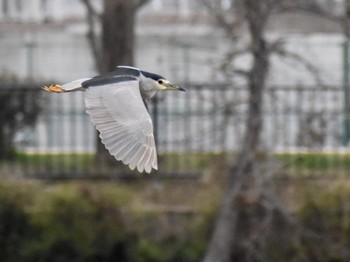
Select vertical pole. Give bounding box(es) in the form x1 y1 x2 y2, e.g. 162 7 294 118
343 40 350 146
25 35 36 79
183 43 190 168
0 0 4 18
183 43 190 84
26 42 33 78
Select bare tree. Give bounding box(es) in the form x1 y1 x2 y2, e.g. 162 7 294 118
203 2 278 261
202 0 346 262
80 0 149 166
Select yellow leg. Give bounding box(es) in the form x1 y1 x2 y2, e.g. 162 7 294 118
42 84 65 93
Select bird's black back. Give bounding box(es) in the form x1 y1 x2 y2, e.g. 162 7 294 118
82 67 141 87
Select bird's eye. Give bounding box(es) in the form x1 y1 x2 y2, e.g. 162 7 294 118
158 80 163 84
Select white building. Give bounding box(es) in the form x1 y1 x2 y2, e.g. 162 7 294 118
0 0 220 83
0 0 348 154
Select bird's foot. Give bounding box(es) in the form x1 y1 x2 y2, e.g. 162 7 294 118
42 84 65 93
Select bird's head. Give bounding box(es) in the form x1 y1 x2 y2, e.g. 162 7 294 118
141 70 186 92
155 78 186 92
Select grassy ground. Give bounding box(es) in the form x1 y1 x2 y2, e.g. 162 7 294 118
277 152 350 176
0 177 222 262
1 168 350 261
1 152 350 261
2 151 350 178
0 152 230 178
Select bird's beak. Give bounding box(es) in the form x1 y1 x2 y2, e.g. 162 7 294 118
164 83 186 92
177 86 186 92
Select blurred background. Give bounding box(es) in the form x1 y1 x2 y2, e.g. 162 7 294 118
1 0 350 261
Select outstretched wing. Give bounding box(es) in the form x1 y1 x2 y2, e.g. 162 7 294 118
84 80 157 173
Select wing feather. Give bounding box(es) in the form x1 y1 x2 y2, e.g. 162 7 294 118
137 148 152 172
122 141 141 164
85 80 157 173
128 146 145 171
114 139 135 161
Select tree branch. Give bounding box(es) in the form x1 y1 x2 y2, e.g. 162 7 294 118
80 0 103 72
81 0 102 19
272 44 324 86
274 0 341 23
201 0 243 42
135 0 151 9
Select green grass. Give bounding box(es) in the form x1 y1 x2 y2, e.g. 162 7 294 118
12 152 94 166
277 152 350 175
1 151 230 176
0 152 96 176
2 151 350 177
158 152 229 173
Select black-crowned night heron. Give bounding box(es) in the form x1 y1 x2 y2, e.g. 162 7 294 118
43 66 185 173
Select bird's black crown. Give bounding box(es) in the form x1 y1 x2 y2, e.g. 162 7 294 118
141 70 166 81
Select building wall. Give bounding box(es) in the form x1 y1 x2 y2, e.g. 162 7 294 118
0 0 220 83
0 0 212 22
0 0 345 85
0 0 348 153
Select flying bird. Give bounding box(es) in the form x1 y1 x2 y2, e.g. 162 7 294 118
43 66 185 173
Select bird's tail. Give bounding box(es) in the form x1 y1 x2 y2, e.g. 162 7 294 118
43 78 91 93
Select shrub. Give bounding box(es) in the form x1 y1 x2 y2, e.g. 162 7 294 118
26 182 136 262
0 181 39 261
297 182 350 262
0 179 222 262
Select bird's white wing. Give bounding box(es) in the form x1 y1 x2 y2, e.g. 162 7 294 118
84 80 157 173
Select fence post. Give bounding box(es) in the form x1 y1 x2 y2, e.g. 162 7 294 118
343 40 350 146
24 36 36 79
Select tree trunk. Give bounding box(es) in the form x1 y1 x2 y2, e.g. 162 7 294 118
203 2 269 261
345 0 350 37
0 121 5 159
100 0 135 73
95 0 137 167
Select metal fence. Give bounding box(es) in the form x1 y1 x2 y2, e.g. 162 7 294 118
1 83 350 178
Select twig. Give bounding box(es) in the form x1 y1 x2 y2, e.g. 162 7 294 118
272 45 324 86
80 0 103 72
